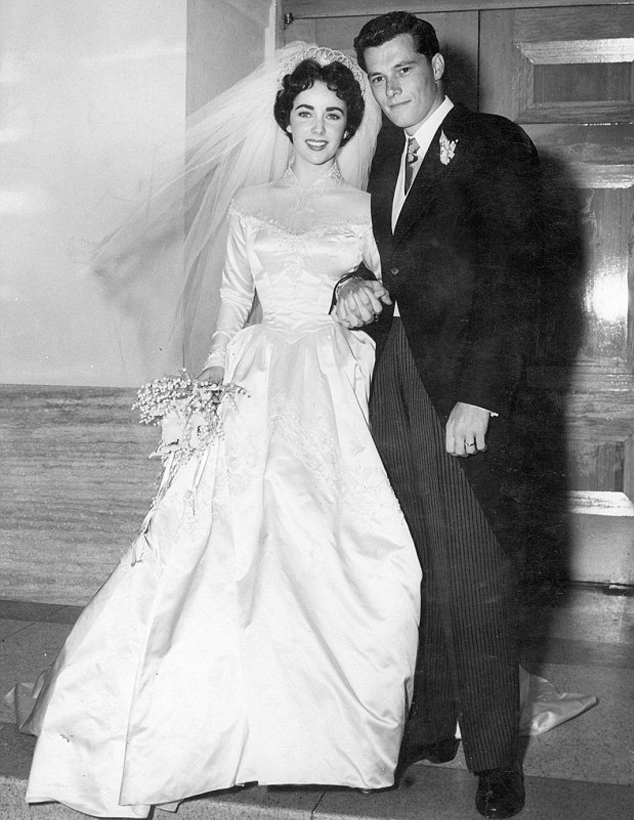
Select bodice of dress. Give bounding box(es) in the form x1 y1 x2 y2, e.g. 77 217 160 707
208 165 380 360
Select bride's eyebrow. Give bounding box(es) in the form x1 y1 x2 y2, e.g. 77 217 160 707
295 103 345 115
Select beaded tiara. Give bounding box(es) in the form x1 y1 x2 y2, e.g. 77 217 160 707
280 45 365 88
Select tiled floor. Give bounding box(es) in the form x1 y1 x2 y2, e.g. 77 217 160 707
1 585 633 819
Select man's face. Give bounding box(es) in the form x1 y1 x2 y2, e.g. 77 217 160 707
363 33 444 133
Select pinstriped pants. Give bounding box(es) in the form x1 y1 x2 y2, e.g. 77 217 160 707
369 320 520 773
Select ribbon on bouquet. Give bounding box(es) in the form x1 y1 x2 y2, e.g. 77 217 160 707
130 370 247 564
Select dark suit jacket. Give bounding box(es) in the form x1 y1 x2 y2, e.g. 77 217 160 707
367 104 542 537
369 103 542 425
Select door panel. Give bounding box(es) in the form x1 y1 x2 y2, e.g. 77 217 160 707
481 5 634 583
283 12 480 111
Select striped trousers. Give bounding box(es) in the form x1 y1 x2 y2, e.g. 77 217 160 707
369 320 520 773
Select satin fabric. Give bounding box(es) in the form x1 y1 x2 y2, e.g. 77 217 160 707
19 185 421 816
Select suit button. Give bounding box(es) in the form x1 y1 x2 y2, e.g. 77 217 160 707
390 267 399 276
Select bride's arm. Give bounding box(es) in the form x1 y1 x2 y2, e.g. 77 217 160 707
331 226 390 328
198 206 255 382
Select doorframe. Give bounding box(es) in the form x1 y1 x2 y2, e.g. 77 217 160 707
282 0 634 22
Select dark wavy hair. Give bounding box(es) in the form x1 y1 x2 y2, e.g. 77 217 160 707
274 58 365 146
353 11 440 72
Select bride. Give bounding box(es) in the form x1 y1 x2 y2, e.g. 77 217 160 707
14 46 422 817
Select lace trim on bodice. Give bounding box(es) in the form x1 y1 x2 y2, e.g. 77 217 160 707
228 203 371 238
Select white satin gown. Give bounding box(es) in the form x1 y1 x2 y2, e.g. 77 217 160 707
19 166 422 816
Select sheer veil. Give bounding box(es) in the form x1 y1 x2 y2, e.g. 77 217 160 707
93 42 382 378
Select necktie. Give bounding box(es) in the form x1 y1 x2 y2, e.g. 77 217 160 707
404 136 420 194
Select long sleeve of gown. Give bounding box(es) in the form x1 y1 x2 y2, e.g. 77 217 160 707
361 224 382 281
203 206 255 369
334 223 382 303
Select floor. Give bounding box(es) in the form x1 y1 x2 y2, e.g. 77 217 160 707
1 584 633 819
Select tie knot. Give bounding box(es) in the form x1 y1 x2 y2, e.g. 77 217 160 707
406 136 420 165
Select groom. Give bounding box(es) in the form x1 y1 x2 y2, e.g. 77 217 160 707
336 11 542 819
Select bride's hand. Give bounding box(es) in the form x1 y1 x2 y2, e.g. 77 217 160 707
197 366 225 384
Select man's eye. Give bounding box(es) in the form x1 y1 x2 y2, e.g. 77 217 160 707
371 76 384 85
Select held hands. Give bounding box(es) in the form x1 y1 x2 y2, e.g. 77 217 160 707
446 402 490 458
331 279 392 329
197 366 225 385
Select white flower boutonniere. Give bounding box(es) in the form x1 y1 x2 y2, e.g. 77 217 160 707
439 131 458 166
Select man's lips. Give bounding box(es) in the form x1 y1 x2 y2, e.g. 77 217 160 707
388 100 410 111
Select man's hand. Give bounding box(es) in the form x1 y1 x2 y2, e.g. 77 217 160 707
331 279 391 329
446 402 490 457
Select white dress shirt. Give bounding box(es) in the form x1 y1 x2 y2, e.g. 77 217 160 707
391 96 454 231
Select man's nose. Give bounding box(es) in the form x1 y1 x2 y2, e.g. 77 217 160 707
386 76 401 97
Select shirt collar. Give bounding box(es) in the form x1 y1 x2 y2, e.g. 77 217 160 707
405 96 454 157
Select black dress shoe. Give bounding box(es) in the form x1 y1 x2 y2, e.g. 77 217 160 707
475 762 525 818
394 737 459 783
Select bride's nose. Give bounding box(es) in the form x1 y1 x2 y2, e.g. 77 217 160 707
311 116 326 135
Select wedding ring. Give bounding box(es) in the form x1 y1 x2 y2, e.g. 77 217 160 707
466 441 475 447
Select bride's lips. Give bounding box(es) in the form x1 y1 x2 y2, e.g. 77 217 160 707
305 139 329 151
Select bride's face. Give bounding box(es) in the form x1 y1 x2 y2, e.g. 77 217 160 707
287 81 348 168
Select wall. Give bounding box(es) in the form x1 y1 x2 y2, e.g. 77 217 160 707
0 0 275 388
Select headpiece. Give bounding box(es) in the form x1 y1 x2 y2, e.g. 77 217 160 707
92 42 381 379
280 45 366 87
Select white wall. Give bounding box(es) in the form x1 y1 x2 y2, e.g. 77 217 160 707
0 0 275 387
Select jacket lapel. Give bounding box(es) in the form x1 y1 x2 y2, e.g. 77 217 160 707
370 126 402 258
392 105 465 246
393 135 443 245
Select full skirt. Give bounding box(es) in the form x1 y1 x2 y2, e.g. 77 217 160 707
20 323 422 817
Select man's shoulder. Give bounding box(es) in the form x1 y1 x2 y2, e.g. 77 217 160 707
446 105 535 155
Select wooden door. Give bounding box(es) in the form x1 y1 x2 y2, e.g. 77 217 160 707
282 10 480 112
282 1 634 585
480 4 634 585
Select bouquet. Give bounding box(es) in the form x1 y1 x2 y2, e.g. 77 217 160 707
133 370 247 471
130 371 246 563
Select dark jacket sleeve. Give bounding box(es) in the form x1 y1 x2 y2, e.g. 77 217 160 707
454 120 542 415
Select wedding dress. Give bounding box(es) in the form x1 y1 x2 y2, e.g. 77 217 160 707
16 165 422 817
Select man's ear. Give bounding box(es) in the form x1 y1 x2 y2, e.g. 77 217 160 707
432 53 445 83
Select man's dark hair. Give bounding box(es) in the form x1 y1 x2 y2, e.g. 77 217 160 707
353 11 440 72
274 59 365 146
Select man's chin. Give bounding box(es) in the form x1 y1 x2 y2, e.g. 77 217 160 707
385 108 415 129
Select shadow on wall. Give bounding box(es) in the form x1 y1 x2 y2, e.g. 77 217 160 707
516 152 587 663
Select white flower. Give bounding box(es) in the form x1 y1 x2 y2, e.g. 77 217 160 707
439 131 458 166
133 369 247 468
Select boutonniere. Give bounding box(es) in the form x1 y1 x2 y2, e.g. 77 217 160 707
439 131 458 166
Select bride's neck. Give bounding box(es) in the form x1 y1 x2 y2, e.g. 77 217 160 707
290 156 337 187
